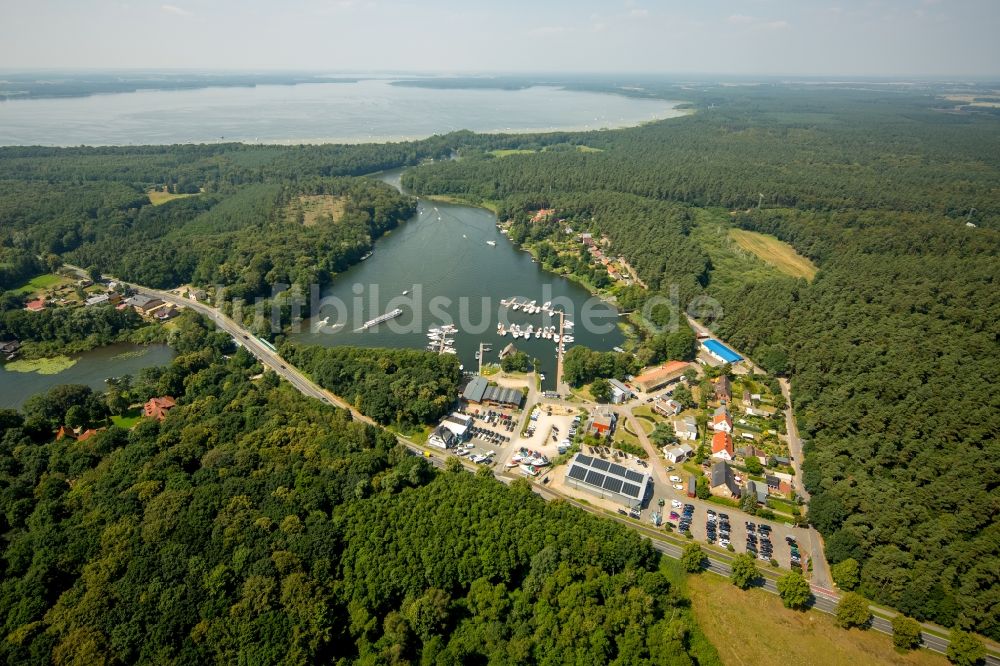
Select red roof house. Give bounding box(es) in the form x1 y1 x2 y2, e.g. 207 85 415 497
144 396 176 421
711 432 734 461
25 299 46 312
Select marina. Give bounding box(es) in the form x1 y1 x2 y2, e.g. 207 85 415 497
291 168 625 389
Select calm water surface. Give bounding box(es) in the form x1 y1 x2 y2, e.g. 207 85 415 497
291 170 624 388
0 343 175 409
0 79 683 146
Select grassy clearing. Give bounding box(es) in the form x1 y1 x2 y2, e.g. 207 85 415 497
489 149 536 158
692 210 787 292
489 146 602 158
686 572 947 666
729 228 818 280
5 355 77 374
11 273 66 295
147 189 198 206
284 194 348 226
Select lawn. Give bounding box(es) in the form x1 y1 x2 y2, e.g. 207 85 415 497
686 572 948 666
111 409 142 429
729 228 819 281
147 189 199 206
11 273 66 295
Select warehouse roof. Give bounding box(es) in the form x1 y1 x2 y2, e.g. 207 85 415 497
566 452 651 502
703 339 742 363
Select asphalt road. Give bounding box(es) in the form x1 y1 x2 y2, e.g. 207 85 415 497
127 284 996 664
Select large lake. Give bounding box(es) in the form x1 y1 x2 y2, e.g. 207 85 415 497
0 79 683 146
290 170 624 388
0 343 175 409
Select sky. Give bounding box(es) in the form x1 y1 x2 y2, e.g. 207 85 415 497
1 0 998 78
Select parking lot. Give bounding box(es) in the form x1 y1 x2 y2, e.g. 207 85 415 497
662 499 804 570
455 407 519 463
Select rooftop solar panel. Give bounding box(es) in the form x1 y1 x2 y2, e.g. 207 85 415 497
591 458 611 471
585 470 606 487
603 477 624 493
624 470 645 483
576 454 594 466
608 463 627 477
568 465 587 481
621 482 641 498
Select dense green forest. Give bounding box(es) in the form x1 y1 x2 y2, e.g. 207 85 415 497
1 82 998 639
281 343 462 428
0 331 713 664
398 86 1000 638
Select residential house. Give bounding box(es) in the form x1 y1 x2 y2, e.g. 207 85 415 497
144 396 176 421
77 428 102 443
429 425 458 449
711 431 734 461
126 294 165 316
709 461 741 499
25 298 46 312
737 445 768 465
664 443 694 464
607 378 633 404
653 397 683 417
587 412 615 438
745 479 769 505
85 293 111 307
713 375 732 403
580 232 594 247
531 208 555 222
633 360 691 393
673 415 698 441
743 391 753 408
154 306 179 321
188 288 207 302
711 407 733 433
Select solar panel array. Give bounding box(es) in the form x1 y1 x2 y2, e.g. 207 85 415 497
624 470 645 483
565 453 650 501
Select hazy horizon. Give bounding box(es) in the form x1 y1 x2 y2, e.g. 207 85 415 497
2 0 999 78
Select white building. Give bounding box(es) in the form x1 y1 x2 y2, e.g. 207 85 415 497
673 416 698 441
429 425 458 449
664 443 694 464
608 379 633 404
440 412 472 440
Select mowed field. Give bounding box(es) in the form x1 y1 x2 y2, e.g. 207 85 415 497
686 573 948 666
729 228 818 280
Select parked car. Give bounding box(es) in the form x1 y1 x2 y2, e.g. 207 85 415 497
669 475 682 482
672 483 683 490
671 500 683 509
